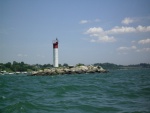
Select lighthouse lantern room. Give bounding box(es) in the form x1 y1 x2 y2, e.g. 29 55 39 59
53 38 59 67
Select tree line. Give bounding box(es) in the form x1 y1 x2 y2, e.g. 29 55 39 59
0 61 70 72
94 63 150 69
0 61 150 72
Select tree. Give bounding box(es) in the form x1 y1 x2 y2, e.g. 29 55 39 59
0 63 5 71
63 63 69 67
13 61 18 65
5 62 11 68
76 63 85 66
21 61 25 66
59 64 62 67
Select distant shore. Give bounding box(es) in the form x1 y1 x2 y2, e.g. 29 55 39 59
1 62 150 75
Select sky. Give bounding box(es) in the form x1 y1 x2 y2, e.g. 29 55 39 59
0 0 150 65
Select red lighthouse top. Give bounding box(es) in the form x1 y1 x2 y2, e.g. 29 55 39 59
53 38 58 48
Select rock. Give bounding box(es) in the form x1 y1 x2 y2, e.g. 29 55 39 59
79 66 88 71
32 71 38 75
38 70 43 73
56 68 65 74
29 65 108 76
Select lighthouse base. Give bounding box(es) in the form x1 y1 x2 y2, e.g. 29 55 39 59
53 48 58 67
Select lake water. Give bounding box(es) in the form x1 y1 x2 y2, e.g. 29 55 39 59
0 69 150 113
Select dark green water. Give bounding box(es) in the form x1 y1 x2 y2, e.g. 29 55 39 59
0 69 150 113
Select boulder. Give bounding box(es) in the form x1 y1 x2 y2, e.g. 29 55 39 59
29 65 108 76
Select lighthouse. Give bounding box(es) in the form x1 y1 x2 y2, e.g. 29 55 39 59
53 38 59 67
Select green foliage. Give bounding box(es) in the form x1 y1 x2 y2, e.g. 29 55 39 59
0 61 56 72
5 68 13 72
94 63 122 69
41 64 53 69
0 61 150 72
0 63 5 71
76 63 85 66
63 63 69 67
59 64 62 67
5 62 11 68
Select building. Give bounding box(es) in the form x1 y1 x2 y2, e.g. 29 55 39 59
53 38 59 67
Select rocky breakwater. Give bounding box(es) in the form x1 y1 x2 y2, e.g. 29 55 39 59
30 65 108 76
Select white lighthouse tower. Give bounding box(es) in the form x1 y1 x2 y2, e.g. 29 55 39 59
53 38 59 67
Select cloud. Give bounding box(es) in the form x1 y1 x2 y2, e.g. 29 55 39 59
86 26 150 35
85 27 116 43
99 36 116 42
80 18 100 24
131 46 137 49
107 26 136 34
136 48 150 52
118 46 130 51
84 25 150 43
117 46 137 51
132 40 136 43
37 55 45 58
138 38 150 44
121 17 135 25
90 36 116 43
17 54 28 57
136 25 150 32
117 45 150 53
17 54 22 57
86 27 104 34
80 20 89 24
107 25 150 34
94 19 100 22
117 46 137 54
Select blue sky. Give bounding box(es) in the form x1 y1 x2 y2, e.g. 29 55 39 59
1 0 150 65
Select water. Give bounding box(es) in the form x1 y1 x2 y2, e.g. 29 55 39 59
0 69 150 113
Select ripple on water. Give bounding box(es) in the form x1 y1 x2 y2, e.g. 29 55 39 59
0 70 150 113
